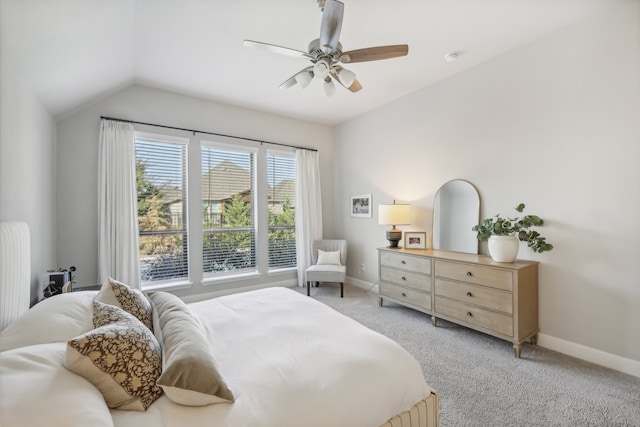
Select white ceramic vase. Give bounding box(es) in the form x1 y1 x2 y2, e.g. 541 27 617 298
488 235 519 263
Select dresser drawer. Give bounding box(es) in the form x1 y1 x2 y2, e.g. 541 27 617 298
381 267 430 291
435 296 513 336
380 282 431 310
380 251 431 275
435 260 512 291
435 278 513 314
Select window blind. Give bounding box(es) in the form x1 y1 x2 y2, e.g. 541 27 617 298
135 137 188 284
201 145 257 276
267 152 297 269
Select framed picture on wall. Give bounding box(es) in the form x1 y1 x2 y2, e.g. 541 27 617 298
404 231 427 249
351 194 372 218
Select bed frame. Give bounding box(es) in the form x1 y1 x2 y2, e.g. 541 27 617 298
0 221 31 331
381 394 439 427
0 221 438 427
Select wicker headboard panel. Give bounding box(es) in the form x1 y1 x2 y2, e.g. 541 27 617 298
0 221 31 331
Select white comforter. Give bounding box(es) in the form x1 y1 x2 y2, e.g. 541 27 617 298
1 287 432 427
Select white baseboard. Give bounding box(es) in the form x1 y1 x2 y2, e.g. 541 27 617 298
537 333 640 378
347 276 378 293
346 276 639 378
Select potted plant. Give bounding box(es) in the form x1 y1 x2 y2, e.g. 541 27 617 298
472 203 553 262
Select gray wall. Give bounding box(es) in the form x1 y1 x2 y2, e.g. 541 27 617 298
0 60 57 305
56 85 335 299
333 4 640 373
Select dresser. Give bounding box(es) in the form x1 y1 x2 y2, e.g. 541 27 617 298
378 247 538 358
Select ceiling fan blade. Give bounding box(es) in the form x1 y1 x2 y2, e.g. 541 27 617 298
279 66 314 89
347 79 363 93
243 40 312 59
340 45 409 63
319 0 344 54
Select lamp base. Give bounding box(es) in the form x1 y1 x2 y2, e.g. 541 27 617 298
385 230 402 248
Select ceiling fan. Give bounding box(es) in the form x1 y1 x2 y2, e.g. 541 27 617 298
242 0 408 96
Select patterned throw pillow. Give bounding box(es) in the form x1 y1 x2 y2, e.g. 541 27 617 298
95 277 153 331
64 301 163 411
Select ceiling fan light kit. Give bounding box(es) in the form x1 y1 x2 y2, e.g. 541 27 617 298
323 77 336 97
243 0 408 96
294 70 314 89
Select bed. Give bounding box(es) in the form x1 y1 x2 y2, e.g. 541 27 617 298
0 221 439 427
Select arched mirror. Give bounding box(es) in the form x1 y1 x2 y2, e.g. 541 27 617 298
432 180 480 254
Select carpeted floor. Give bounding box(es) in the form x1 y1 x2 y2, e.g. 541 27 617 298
295 283 640 427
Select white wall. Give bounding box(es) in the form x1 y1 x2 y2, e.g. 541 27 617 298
0 61 57 305
56 85 334 299
333 3 640 375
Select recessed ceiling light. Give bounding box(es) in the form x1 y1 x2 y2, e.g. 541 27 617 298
445 52 458 62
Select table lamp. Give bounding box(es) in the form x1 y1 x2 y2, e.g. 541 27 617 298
378 201 411 248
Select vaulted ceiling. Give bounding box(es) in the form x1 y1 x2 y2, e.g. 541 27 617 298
1 0 615 125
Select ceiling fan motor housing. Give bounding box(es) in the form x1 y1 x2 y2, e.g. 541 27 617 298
308 38 342 60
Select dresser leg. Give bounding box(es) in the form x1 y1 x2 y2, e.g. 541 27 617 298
378 297 383 307
513 344 522 358
431 316 437 327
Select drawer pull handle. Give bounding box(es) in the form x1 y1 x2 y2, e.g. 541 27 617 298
401 260 406 264
466 271 472 277
401 276 407 281
466 292 473 297
467 312 473 317
401 292 407 297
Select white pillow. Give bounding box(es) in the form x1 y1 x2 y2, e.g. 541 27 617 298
316 249 342 266
0 342 114 427
0 291 96 352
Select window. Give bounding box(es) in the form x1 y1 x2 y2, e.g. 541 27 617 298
201 144 256 277
135 135 189 285
267 151 296 269
135 131 298 288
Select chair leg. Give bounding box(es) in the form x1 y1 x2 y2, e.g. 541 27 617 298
340 282 344 298
307 281 310 296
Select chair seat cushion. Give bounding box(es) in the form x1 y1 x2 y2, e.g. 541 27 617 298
305 265 346 282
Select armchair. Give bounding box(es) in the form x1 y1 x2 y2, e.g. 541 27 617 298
305 240 347 298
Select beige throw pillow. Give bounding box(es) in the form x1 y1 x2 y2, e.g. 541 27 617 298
317 249 342 265
95 277 153 331
64 301 163 411
147 291 235 406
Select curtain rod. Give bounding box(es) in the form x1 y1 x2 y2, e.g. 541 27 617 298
100 116 318 152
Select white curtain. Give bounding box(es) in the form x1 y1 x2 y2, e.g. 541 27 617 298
295 149 323 287
98 119 141 288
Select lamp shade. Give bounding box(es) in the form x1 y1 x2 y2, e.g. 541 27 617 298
378 203 411 225
336 67 356 88
295 70 313 89
323 77 336 97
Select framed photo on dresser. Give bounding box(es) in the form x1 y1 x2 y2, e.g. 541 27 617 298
404 231 427 249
